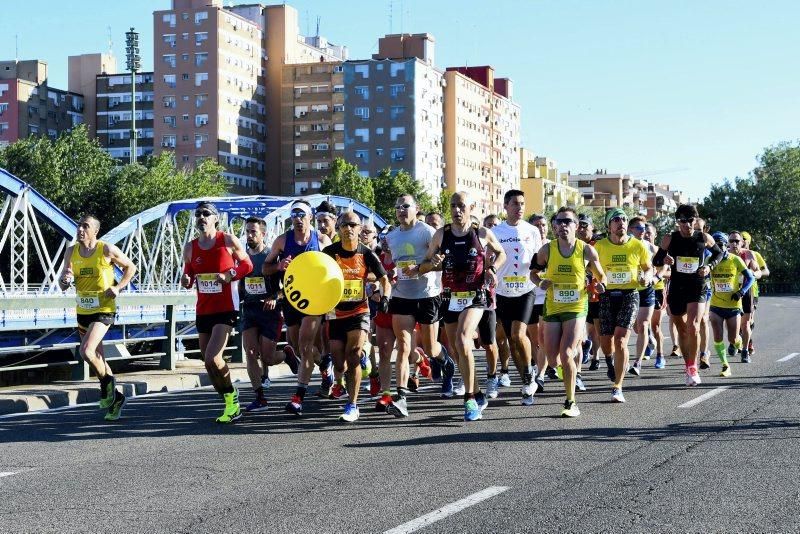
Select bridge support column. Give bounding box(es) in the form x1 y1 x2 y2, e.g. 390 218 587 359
160 304 178 371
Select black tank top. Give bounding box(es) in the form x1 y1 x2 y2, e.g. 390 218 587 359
667 230 707 286
441 222 485 293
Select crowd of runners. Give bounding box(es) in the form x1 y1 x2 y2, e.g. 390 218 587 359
59 189 769 422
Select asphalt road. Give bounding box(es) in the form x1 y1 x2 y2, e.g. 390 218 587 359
1 296 799 533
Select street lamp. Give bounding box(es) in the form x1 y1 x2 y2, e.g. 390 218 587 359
125 28 141 164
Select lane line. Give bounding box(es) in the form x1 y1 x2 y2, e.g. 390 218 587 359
0 472 17 478
777 352 799 363
383 486 510 534
678 386 730 409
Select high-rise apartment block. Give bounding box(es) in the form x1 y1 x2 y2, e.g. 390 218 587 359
68 53 117 139
343 34 445 199
444 66 520 217
0 60 84 148
95 72 155 163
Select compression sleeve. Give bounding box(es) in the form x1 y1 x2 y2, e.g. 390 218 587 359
739 268 755 294
182 262 195 278
652 248 668 267
232 256 254 281
706 243 724 270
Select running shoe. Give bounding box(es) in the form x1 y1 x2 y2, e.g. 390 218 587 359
98 376 117 409
629 361 641 376
685 366 701 386
521 394 535 406
441 348 456 397
720 364 732 378
415 348 432 379
544 366 558 380
339 402 360 423
534 376 545 394
464 399 482 421
104 391 127 421
742 350 751 364
245 397 268 412
369 373 381 398
669 346 681 358
727 344 736 357
453 379 466 397
283 344 300 374
387 396 409 418
606 358 616 382
589 359 600 371
485 376 500 399
319 354 334 397
581 339 593 365
360 352 372 379
475 393 488 414
430 355 442 383
215 391 241 424
575 374 587 392
407 373 420 393
261 375 271 390
285 394 303 415
331 383 348 400
646 334 656 358
560 399 580 418
734 336 743 351
699 354 710 370
521 376 535 397
611 388 625 403
375 393 392 412
499 372 512 387
654 354 665 369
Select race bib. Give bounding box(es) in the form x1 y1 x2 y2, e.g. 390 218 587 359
676 256 700 274
342 279 365 302
197 273 222 294
244 276 267 295
553 284 580 303
608 267 632 286
396 260 418 280
714 281 734 293
448 291 476 312
77 291 101 310
503 275 529 292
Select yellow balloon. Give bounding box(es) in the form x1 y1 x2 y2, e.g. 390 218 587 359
283 251 344 315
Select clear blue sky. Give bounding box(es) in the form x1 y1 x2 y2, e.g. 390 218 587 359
3 0 799 201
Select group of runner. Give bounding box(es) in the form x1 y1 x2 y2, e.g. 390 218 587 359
59 190 768 422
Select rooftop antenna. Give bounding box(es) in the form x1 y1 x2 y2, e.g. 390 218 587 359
107 26 114 57
389 0 393 34
316 16 320 37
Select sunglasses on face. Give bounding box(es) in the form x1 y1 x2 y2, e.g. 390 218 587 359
630 225 646 231
678 217 695 223
729 239 740 243
395 203 414 210
555 218 575 225
340 222 361 229
610 216 627 224
290 210 307 218
194 210 213 218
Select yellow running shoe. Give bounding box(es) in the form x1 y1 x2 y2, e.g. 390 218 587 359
216 391 242 423
719 364 732 378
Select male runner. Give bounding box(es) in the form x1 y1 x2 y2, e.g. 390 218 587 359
420 191 506 421
739 231 768 357
644 222 669 369
728 231 761 362
385 195 455 418
627 216 658 376
240 217 296 412
324 212 390 422
531 207 605 417
652 204 724 387
492 190 541 405
577 213 601 380
59 215 137 421
594 208 652 402
262 200 332 415
181 202 253 423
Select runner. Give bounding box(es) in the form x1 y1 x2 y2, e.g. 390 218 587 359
530 207 606 417
181 202 253 423
313 200 342 397
739 231 769 357
323 212 390 422
492 190 541 405
708 232 755 376
729 231 762 363
627 216 658 376
58 214 137 421
528 213 550 391
644 222 669 369
652 204 724 387
695 217 713 369
481 212 509 397
240 217 294 413
373 232 398 411
262 200 332 415
420 191 506 421
385 195 455 418
577 213 600 381
359 220 382 395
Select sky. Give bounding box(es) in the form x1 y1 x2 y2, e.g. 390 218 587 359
2 0 799 201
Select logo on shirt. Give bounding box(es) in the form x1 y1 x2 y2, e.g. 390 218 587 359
558 265 572 273
468 248 478 257
612 254 627 263
80 268 93 276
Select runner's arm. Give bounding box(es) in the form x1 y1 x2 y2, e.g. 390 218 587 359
418 228 444 275
483 227 506 272
224 234 254 282
262 235 285 276
105 243 137 293
529 243 550 287
181 242 194 289
584 244 607 287
652 234 672 267
58 246 75 291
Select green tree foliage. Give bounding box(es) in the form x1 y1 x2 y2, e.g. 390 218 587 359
699 141 800 284
372 168 434 223
435 189 453 224
318 158 375 209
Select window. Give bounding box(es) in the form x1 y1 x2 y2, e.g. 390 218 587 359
163 54 176 68
163 34 176 47
195 72 208 87
163 96 176 108
195 11 208 24
0 103 8 115
164 116 176 127
391 148 406 161
376 127 384 134
355 86 369 99
390 126 406 141
354 128 369 142
181 53 189 61
195 93 208 107
376 85 384 92
333 85 344 93
355 149 368 161
390 84 405 97
0 122 9 133
333 104 344 112
334 142 345 151
163 13 176 27
390 106 405 120
163 74 176 88
195 52 208 67
354 107 369 119
333 65 344 73
182 73 190 80
182 114 190 121
195 114 208 127
334 123 344 131
195 32 208 45
161 135 176 147
195 133 208 148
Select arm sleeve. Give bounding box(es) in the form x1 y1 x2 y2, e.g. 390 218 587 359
182 262 195 277
232 256 254 281
706 243 724 269
652 248 668 267
365 248 387 278
740 268 755 294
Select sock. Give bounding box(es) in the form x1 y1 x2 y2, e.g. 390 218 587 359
382 389 391 397
99 374 112 390
222 384 235 395
475 391 485 402
526 364 534 376
714 342 726 364
295 383 308 400
734 337 743 350
464 392 475 401
254 386 264 399
396 386 408 399
566 396 574 403
487 373 496 379
336 377 345 386
500 368 509 375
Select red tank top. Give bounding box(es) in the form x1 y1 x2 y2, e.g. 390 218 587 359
191 231 239 315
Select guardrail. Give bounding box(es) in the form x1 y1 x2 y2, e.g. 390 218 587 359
0 293 243 379
758 282 800 295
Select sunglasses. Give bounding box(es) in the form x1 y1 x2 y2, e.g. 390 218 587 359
290 210 307 218
610 216 627 223
361 229 375 234
630 225 646 231
555 218 575 225
578 222 590 228
677 217 695 223
395 203 414 210
729 239 740 243
194 210 214 218
340 222 361 229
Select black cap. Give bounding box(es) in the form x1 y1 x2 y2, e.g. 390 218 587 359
578 213 593 225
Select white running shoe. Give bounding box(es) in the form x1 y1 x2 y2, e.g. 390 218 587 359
499 372 512 387
453 379 466 396
485 376 500 399
612 388 626 403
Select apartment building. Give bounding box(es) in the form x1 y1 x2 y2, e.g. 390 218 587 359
0 60 84 148
153 0 266 192
443 65 520 217
519 149 582 214
343 33 445 199
95 72 155 163
68 53 117 139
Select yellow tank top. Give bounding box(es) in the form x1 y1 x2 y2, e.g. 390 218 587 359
710 255 747 309
71 240 116 314
544 239 587 315
594 237 650 291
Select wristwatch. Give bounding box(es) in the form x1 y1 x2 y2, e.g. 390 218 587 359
228 268 236 280
487 266 497 274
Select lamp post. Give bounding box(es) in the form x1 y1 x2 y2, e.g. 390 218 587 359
125 28 141 164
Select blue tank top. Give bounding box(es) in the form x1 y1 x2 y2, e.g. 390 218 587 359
282 229 320 259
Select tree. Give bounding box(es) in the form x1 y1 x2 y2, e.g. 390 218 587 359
371 168 434 223
318 158 375 208
435 189 453 223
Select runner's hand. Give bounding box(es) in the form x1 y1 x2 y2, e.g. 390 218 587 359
59 269 74 290
595 282 606 294
378 296 389 314
539 279 552 290
664 255 674 266
263 298 277 311
104 286 120 299
216 272 229 284
731 290 743 301
697 266 710 277
180 274 193 289
429 253 445 270
278 255 292 271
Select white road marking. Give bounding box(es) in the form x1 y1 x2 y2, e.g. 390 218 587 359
679 386 731 408
777 352 799 363
383 486 510 534
0 472 17 478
